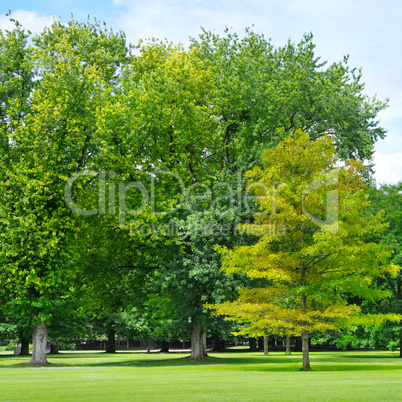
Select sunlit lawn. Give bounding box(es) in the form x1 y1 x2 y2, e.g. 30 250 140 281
1 349 401 401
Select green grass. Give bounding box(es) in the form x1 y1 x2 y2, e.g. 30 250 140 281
1 350 401 401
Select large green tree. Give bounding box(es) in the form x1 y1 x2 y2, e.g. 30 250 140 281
190 29 387 167
0 18 129 364
357 183 402 354
117 41 228 359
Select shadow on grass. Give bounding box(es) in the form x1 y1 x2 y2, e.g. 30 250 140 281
1 351 401 372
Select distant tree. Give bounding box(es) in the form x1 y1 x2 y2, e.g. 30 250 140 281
344 183 402 354
368 183 402 355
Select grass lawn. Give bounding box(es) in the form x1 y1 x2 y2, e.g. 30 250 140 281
0 349 401 401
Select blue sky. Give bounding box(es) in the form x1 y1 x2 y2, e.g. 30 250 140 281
1 0 401 184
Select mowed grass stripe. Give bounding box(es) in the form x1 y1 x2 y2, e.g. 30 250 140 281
0 351 401 401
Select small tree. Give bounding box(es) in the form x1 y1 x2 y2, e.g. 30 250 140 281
209 131 400 370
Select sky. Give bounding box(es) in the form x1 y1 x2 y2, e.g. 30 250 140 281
1 0 401 185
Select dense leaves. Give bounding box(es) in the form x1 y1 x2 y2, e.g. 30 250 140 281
208 132 400 369
0 16 398 364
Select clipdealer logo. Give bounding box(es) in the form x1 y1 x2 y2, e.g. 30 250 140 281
64 169 338 235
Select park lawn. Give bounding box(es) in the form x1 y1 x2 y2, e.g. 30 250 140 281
0 351 401 401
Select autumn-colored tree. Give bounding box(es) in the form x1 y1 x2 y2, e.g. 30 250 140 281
208 131 400 370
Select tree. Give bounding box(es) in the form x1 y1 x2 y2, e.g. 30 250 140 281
190 29 388 169
131 30 390 360
118 41 231 360
357 183 402 354
0 18 129 364
208 131 400 370
74 220 160 353
369 183 402 355
156 210 246 360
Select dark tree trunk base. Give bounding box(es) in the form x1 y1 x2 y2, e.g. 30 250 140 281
106 328 116 353
20 335 30 356
160 340 169 353
295 336 302 352
49 344 59 354
212 337 225 352
257 337 264 351
249 337 258 352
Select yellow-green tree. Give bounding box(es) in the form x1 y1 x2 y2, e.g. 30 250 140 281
209 131 400 370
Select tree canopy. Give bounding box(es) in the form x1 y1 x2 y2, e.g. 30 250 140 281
0 16 398 365
208 132 400 370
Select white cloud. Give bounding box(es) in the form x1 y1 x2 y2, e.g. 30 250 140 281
373 152 402 185
0 10 55 35
112 0 127 6
114 0 272 45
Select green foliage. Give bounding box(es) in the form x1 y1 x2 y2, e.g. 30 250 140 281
335 182 402 352
209 132 400 339
5 342 14 351
190 29 388 166
0 15 394 357
0 18 131 339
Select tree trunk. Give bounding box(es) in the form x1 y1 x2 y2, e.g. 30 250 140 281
399 320 402 358
147 336 151 353
20 333 30 356
249 337 257 352
212 336 225 352
29 323 48 364
189 318 207 360
285 334 291 355
160 340 169 353
106 327 116 353
263 335 269 356
302 331 310 371
300 267 310 370
295 336 302 352
49 344 59 354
